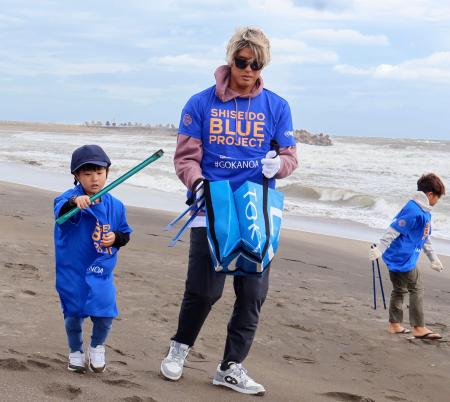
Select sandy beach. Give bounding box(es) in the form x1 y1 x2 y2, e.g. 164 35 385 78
1 181 450 402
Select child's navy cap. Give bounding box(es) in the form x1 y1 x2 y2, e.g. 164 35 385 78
70 145 111 173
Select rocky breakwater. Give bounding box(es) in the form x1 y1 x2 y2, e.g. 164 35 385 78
294 129 333 146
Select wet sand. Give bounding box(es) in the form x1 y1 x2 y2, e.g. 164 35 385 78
1 181 450 402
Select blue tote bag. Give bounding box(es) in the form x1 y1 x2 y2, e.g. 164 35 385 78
234 179 284 272
204 178 284 276
203 180 241 272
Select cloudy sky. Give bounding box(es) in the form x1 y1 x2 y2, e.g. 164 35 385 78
1 0 450 139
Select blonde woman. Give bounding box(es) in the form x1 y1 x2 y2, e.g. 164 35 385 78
160 27 298 395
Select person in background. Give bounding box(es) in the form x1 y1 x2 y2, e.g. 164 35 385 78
370 173 445 340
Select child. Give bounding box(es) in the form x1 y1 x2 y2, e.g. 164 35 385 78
369 173 446 339
54 144 132 373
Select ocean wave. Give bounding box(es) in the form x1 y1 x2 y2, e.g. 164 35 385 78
280 183 377 208
2 129 449 241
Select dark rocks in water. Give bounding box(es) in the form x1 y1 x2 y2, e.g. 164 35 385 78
23 160 42 166
294 129 333 146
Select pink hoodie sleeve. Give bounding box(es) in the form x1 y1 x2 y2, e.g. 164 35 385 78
173 134 204 190
275 146 298 179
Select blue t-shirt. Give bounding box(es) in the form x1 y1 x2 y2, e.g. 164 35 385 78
382 200 432 272
178 86 296 191
54 185 132 317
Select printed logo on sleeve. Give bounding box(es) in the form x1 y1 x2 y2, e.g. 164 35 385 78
398 219 406 227
183 113 193 126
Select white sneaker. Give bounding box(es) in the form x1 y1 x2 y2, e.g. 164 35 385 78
68 351 86 373
213 362 266 395
160 340 190 381
89 345 106 373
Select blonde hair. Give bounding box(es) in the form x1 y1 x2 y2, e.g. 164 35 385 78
226 27 271 68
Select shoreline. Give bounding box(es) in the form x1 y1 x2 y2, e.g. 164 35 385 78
1 159 450 256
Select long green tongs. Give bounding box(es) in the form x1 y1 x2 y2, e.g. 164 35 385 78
56 149 164 225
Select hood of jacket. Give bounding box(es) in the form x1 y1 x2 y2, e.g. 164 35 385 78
411 191 432 212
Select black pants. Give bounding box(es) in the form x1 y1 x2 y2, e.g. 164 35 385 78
172 227 270 366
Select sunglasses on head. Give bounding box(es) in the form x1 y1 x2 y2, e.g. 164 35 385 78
233 57 263 71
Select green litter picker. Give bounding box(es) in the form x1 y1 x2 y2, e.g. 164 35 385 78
56 149 164 225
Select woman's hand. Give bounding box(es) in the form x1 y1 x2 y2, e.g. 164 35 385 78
261 150 281 178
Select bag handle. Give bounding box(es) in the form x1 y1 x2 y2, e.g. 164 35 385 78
261 140 280 260
204 180 222 263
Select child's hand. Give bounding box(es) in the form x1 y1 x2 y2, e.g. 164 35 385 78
100 232 116 248
431 259 444 272
369 245 382 261
74 195 92 209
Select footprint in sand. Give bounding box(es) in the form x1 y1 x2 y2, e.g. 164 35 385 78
102 378 141 388
425 322 448 330
105 345 134 358
5 262 38 272
4 262 39 279
385 396 408 401
24 353 62 370
122 396 158 402
189 350 208 361
44 383 82 400
321 391 375 402
111 360 128 366
282 323 314 332
0 358 28 371
22 290 36 296
283 355 316 364
27 359 52 369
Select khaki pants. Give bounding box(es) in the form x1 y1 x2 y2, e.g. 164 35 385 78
389 267 424 327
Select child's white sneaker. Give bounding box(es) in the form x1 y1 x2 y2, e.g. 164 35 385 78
68 351 86 373
89 345 106 373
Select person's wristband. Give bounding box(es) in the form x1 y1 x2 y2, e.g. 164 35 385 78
69 196 78 206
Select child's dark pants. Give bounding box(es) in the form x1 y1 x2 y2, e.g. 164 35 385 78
64 316 113 353
389 267 424 327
